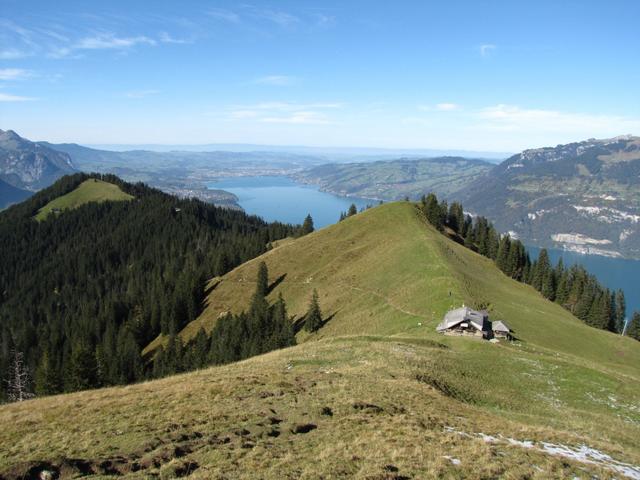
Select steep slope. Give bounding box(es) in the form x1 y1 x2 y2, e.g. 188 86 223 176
0 173 297 400
0 130 76 190
0 177 31 209
177 202 638 375
458 135 640 258
296 156 492 201
34 178 133 220
1 202 639 479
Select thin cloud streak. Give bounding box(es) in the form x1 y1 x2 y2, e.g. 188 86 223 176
0 92 36 102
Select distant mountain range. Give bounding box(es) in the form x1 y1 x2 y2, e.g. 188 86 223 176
0 129 76 191
296 157 493 200
458 136 640 258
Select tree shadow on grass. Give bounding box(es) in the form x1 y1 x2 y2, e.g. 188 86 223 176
267 274 287 295
292 311 338 335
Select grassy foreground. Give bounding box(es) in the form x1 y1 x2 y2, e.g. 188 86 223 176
2 202 639 478
34 179 133 221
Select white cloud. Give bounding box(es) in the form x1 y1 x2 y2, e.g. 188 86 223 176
476 104 640 135
207 8 241 23
158 32 190 44
76 34 157 50
479 44 496 57
124 89 160 99
253 75 297 86
0 68 32 81
0 93 36 102
0 49 29 60
227 101 340 125
261 111 330 125
253 9 300 27
436 103 460 111
419 103 460 112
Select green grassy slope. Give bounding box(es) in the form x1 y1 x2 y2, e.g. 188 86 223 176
2 202 639 479
173 202 639 376
34 179 133 220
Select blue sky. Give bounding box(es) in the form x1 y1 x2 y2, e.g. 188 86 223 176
1 0 639 151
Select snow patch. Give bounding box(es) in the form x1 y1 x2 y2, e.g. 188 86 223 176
444 427 640 479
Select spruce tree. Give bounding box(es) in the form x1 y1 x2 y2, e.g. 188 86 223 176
347 204 358 217
67 343 99 392
614 290 626 333
256 261 269 298
304 289 323 332
422 193 444 231
35 349 60 396
626 312 640 340
301 214 314 235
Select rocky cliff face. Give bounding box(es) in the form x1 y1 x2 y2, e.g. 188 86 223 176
0 129 76 190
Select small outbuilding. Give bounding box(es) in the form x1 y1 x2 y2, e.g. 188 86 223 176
436 306 491 338
491 320 512 340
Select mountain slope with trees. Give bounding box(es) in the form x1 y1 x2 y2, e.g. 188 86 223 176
0 173 298 399
458 135 640 258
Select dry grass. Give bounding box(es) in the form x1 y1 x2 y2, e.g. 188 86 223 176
2 337 638 479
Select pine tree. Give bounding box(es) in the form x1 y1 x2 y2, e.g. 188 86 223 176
422 193 444 231
35 349 60 396
626 312 640 340
300 214 314 236
304 289 323 332
496 235 511 274
447 202 465 234
347 204 358 217
66 343 99 392
614 290 626 333
256 261 269 298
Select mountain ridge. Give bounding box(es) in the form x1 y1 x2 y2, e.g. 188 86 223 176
458 135 640 258
0 129 76 190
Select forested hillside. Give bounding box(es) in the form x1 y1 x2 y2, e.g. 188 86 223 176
0 174 298 400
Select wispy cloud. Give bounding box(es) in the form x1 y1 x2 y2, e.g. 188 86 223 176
0 92 36 102
419 103 461 112
124 89 160 99
262 111 329 125
75 34 157 50
253 75 297 86
252 9 300 28
158 32 191 44
227 101 341 125
479 44 496 57
0 48 29 60
207 8 241 24
0 68 32 81
476 104 640 135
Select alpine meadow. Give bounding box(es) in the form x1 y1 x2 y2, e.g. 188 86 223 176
1 1 639 479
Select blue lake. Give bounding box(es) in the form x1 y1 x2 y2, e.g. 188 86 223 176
209 175 639 318
208 176 374 228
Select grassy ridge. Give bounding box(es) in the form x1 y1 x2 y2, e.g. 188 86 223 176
174 202 639 374
34 179 133 221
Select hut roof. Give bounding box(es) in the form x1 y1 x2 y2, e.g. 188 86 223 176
436 307 488 332
492 320 511 333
